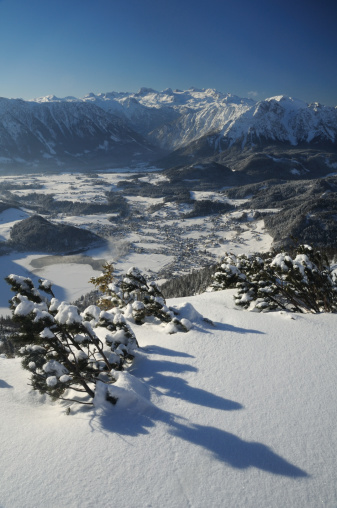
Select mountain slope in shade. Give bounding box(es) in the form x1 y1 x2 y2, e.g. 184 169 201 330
0 98 162 172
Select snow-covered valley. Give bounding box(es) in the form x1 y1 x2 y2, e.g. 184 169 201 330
0 169 273 315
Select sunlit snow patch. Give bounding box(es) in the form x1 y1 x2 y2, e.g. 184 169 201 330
94 372 153 411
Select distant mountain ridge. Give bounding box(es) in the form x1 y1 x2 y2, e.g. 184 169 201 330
0 87 336 173
0 97 162 172
35 87 337 148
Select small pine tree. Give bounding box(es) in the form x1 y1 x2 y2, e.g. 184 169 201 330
89 262 123 310
91 265 189 332
5 274 138 405
211 245 337 313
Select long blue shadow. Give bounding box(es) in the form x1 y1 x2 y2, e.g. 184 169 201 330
143 345 195 358
170 422 309 478
213 322 265 334
0 379 13 388
147 370 243 411
131 354 242 411
80 344 308 479
95 406 308 478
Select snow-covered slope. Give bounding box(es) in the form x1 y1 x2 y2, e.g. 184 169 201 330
1 289 336 507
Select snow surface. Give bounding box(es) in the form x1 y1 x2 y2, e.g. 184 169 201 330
1 289 336 508
0 208 30 241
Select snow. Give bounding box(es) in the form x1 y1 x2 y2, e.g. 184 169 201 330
43 360 68 377
290 168 301 175
40 328 55 339
1 289 336 508
271 253 292 272
0 208 30 241
54 302 82 325
132 300 145 311
2 89 336 159
13 295 47 317
46 376 58 387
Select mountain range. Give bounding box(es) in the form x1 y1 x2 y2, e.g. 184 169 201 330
0 87 336 175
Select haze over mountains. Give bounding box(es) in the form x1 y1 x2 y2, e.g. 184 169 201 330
0 87 336 175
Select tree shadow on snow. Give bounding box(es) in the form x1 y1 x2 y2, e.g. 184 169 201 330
143 345 195 358
131 352 242 411
212 322 265 334
169 421 309 478
0 379 13 388
147 369 243 411
87 344 308 479
95 405 308 478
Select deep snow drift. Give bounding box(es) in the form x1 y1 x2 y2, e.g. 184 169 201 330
1 289 336 508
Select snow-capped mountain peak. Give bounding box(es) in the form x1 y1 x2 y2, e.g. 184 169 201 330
0 87 336 172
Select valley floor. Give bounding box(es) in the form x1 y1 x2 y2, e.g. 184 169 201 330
0 170 273 315
1 290 336 508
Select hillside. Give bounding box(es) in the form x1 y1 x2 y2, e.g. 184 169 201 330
8 215 103 253
1 289 336 507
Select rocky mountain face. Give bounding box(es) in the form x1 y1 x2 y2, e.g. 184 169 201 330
62 88 337 153
0 87 336 175
0 98 162 172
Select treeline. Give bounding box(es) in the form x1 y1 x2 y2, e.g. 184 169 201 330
160 264 217 298
0 316 20 357
117 179 193 204
72 264 217 307
3 191 130 217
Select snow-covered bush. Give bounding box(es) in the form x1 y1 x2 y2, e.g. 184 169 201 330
90 264 189 332
211 245 337 313
5 274 138 405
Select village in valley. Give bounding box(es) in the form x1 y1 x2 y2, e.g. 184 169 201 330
0 169 272 291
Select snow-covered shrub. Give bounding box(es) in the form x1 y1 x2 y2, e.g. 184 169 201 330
90 264 189 332
5 274 138 405
211 245 337 313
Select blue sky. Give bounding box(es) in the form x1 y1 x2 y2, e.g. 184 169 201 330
0 0 336 105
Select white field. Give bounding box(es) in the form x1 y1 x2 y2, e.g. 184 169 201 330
1 289 336 508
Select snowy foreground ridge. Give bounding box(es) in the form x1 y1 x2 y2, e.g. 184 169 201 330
1 289 337 508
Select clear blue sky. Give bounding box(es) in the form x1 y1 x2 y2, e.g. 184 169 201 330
0 0 336 105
